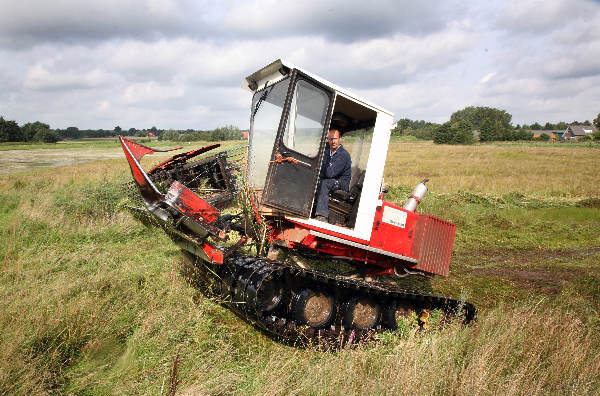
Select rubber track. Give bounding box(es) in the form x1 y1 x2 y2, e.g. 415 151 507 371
204 254 476 348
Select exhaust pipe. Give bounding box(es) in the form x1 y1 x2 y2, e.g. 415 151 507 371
403 179 429 212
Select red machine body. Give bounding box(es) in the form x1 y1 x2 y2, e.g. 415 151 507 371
269 199 455 276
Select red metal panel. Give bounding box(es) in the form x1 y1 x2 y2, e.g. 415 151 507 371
368 202 418 258
411 215 456 276
120 136 157 162
275 201 455 277
166 181 220 224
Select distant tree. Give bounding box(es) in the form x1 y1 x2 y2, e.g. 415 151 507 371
160 129 180 141
515 128 534 140
591 113 599 129
33 128 59 143
543 122 554 130
530 122 543 130
80 129 111 138
22 122 51 142
135 130 147 137
128 127 137 135
556 121 567 130
492 119 508 141
61 126 80 139
114 125 122 134
404 123 438 140
433 122 453 144
22 123 35 141
0 116 23 142
479 118 494 141
392 118 412 136
418 124 439 140
451 120 474 145
392 119 431 137
210 125 241 141
503 127 517 141
582 120 592 126
433 121 473 145
450 106 512 129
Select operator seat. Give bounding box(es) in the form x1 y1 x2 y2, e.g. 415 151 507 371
327 168 365 227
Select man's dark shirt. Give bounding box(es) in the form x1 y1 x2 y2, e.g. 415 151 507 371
320 144 351 191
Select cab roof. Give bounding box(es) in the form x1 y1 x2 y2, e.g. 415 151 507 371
242 59 393 117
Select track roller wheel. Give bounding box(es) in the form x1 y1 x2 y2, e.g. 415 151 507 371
343 297 381 330
255 277 285 314
383 302 416 330
293 289 336 328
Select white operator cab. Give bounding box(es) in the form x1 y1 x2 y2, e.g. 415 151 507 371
243 59 394 242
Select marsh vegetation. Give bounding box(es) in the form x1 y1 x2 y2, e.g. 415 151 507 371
1 139 599 394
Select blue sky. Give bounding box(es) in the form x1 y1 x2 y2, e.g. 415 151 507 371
0 0 599 129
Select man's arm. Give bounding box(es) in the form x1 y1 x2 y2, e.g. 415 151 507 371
339 150 352 190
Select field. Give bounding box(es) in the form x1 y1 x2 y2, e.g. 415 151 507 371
1 139 599 394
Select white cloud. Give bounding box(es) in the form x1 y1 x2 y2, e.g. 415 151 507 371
0 0 192 47
121 81 186 104
224 0 458 41
479 72 496 84
97 100 110 112
23 63 111 90
496 0 595 33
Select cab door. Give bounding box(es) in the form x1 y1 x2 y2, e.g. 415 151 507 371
262 73 334 217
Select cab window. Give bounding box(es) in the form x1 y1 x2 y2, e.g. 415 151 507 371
282 80 329 158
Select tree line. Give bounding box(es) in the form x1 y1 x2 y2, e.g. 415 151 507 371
0 118 60 143
158 125 241 142
0 116 243 143
392 107 600 145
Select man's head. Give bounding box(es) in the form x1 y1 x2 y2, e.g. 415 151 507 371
327 129 342 152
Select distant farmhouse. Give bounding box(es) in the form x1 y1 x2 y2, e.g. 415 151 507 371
561 124 597 140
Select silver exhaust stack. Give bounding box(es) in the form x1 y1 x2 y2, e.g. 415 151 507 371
403 179 429 212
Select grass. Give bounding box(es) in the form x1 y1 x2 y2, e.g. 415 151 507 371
385 140 600 198
1 140 599 394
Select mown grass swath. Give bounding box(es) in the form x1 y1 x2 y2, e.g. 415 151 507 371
0 140 599 394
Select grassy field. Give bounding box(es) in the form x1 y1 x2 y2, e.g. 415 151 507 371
1 139 599 394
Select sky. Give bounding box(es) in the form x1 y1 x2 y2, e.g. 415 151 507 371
0 0 599 130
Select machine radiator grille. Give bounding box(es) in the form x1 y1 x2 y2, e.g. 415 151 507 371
411 215 456 276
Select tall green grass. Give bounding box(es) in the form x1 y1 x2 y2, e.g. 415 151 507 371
1 142 599 394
